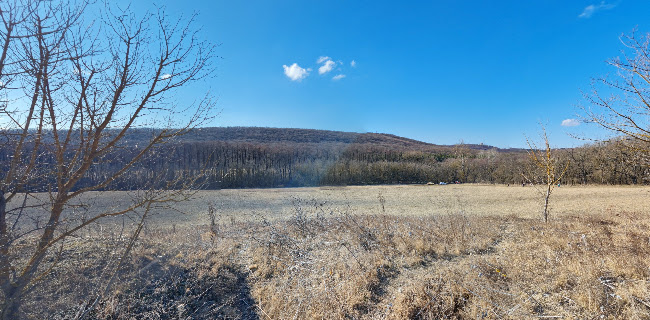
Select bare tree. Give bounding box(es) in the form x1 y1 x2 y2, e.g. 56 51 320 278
524 126 570 223
581 31 650 167
0 1 216 318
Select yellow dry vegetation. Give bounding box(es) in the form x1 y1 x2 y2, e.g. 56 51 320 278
14 184 650 319
237 208 650 319
196 184 650 221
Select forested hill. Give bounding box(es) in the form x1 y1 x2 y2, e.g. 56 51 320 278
111 127 644 189
127 126 518 152
182 127 412 145
3 127 644 191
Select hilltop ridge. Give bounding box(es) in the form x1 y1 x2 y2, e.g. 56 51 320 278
126 126 517 151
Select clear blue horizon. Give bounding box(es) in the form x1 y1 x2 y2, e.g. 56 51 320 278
134 0 650 148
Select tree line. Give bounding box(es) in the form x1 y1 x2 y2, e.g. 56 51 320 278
122 136 650 188
2 133 644 191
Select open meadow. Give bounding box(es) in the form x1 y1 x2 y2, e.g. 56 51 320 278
30 183 650 225
8 0 650 319
9 184 650 319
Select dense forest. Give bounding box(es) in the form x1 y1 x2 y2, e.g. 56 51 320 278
1 127 647 190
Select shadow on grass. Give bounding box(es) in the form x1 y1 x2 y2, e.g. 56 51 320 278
87 256 259 320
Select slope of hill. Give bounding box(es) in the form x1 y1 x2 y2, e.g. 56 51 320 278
125 127 438 147
102 126 534 189
127 126 514 151
4 127 640 191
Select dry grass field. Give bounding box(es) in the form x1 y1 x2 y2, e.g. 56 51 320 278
9 184 650 319
39 184 650 224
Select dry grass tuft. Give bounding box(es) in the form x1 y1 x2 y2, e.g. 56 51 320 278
9 185 650 319
240 199 650 319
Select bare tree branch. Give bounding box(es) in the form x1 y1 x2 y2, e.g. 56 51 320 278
0 1 216 318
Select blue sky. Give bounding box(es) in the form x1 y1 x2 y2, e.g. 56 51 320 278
139 1 650 148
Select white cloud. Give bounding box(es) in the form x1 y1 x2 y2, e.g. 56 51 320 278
579 5 596 18
350 60 357 67
561 119 580 127
283 63 310 81
317 56 331 64
579 2 616 18
318 60 336 75
332 74 346 81
161 74 172 80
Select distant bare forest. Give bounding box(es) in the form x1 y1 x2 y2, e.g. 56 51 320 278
2 127 645 190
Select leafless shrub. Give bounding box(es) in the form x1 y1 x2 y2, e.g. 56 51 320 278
524 125 569 223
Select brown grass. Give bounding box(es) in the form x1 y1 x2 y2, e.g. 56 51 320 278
7 184 650 319
16 184 650 226
240 208 650 319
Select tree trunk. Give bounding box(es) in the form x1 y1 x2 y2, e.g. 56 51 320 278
1 284 22 320
0 189 21 320
543 185 551 223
